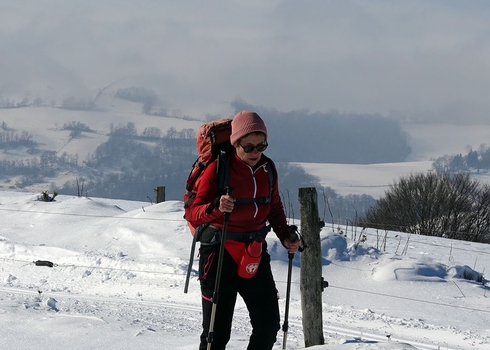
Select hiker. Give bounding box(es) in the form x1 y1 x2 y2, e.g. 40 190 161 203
188 110 300 350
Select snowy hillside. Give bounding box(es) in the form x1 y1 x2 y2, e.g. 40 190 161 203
1 191 489 349
2 91 490 199
0 88 203 195
0 90 202 162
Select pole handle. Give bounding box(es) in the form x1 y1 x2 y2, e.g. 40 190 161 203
288 225 299 242
225 186 234 196
223 187 234 222
288 225 306 253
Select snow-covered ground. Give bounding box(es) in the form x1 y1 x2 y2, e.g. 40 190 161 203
1 191 489 349
293 161 434 198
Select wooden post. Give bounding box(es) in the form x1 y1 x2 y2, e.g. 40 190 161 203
298 187 324 347
155 186 165 203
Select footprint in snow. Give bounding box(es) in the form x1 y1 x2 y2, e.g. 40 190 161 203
47 297 59 312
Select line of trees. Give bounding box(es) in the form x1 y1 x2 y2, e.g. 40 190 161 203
62 121 95 139
361 172 490 243
432 145 490 174
0 122 37 151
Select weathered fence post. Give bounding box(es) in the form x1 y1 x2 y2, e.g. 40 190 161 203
155 186 165 203
298 187 324 347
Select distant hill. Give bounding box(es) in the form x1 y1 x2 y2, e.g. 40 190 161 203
1 88 408 194
2 86 490 222
231 100 412 164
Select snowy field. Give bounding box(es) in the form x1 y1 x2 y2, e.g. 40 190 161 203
295 122 490 199
292 161 434 198
1 191 489 349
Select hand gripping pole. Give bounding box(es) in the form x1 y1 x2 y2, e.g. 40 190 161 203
206 187 233 349
282 225 299 349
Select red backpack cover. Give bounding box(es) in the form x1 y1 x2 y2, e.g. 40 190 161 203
183 118 233 235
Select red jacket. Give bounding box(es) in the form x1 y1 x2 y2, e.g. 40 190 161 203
188 152 290 256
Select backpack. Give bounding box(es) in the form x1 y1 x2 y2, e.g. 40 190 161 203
183 118 234 235
183 117 277 292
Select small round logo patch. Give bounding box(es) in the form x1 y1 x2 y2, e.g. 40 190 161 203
246 263 259 274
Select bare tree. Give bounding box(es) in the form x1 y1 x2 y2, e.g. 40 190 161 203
361 172 490 243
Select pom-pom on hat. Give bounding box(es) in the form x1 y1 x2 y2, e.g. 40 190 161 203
230 110 268 145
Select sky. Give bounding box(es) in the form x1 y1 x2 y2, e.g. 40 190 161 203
1 0 490 121
1 190 489 349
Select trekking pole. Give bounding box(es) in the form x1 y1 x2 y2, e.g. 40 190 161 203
207 187 233 350
282 226 299 350
184 231 198 293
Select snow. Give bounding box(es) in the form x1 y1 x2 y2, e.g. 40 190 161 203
1 191 489 349
292 161 434 198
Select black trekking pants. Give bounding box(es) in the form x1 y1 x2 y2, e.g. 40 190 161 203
198 244 280 350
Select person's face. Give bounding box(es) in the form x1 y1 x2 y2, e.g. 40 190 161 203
235 133 267 168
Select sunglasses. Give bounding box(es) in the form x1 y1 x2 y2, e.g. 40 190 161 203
239 141 268 153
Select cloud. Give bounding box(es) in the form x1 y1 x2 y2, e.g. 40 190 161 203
1 0 490 120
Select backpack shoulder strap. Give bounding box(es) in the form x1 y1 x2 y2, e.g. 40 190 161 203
216 149 230 195
265 161 276 201
205 150 230 214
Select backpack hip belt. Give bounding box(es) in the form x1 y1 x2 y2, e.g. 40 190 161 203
198 225 271 245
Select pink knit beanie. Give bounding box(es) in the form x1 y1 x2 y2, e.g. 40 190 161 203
230 110 268 145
